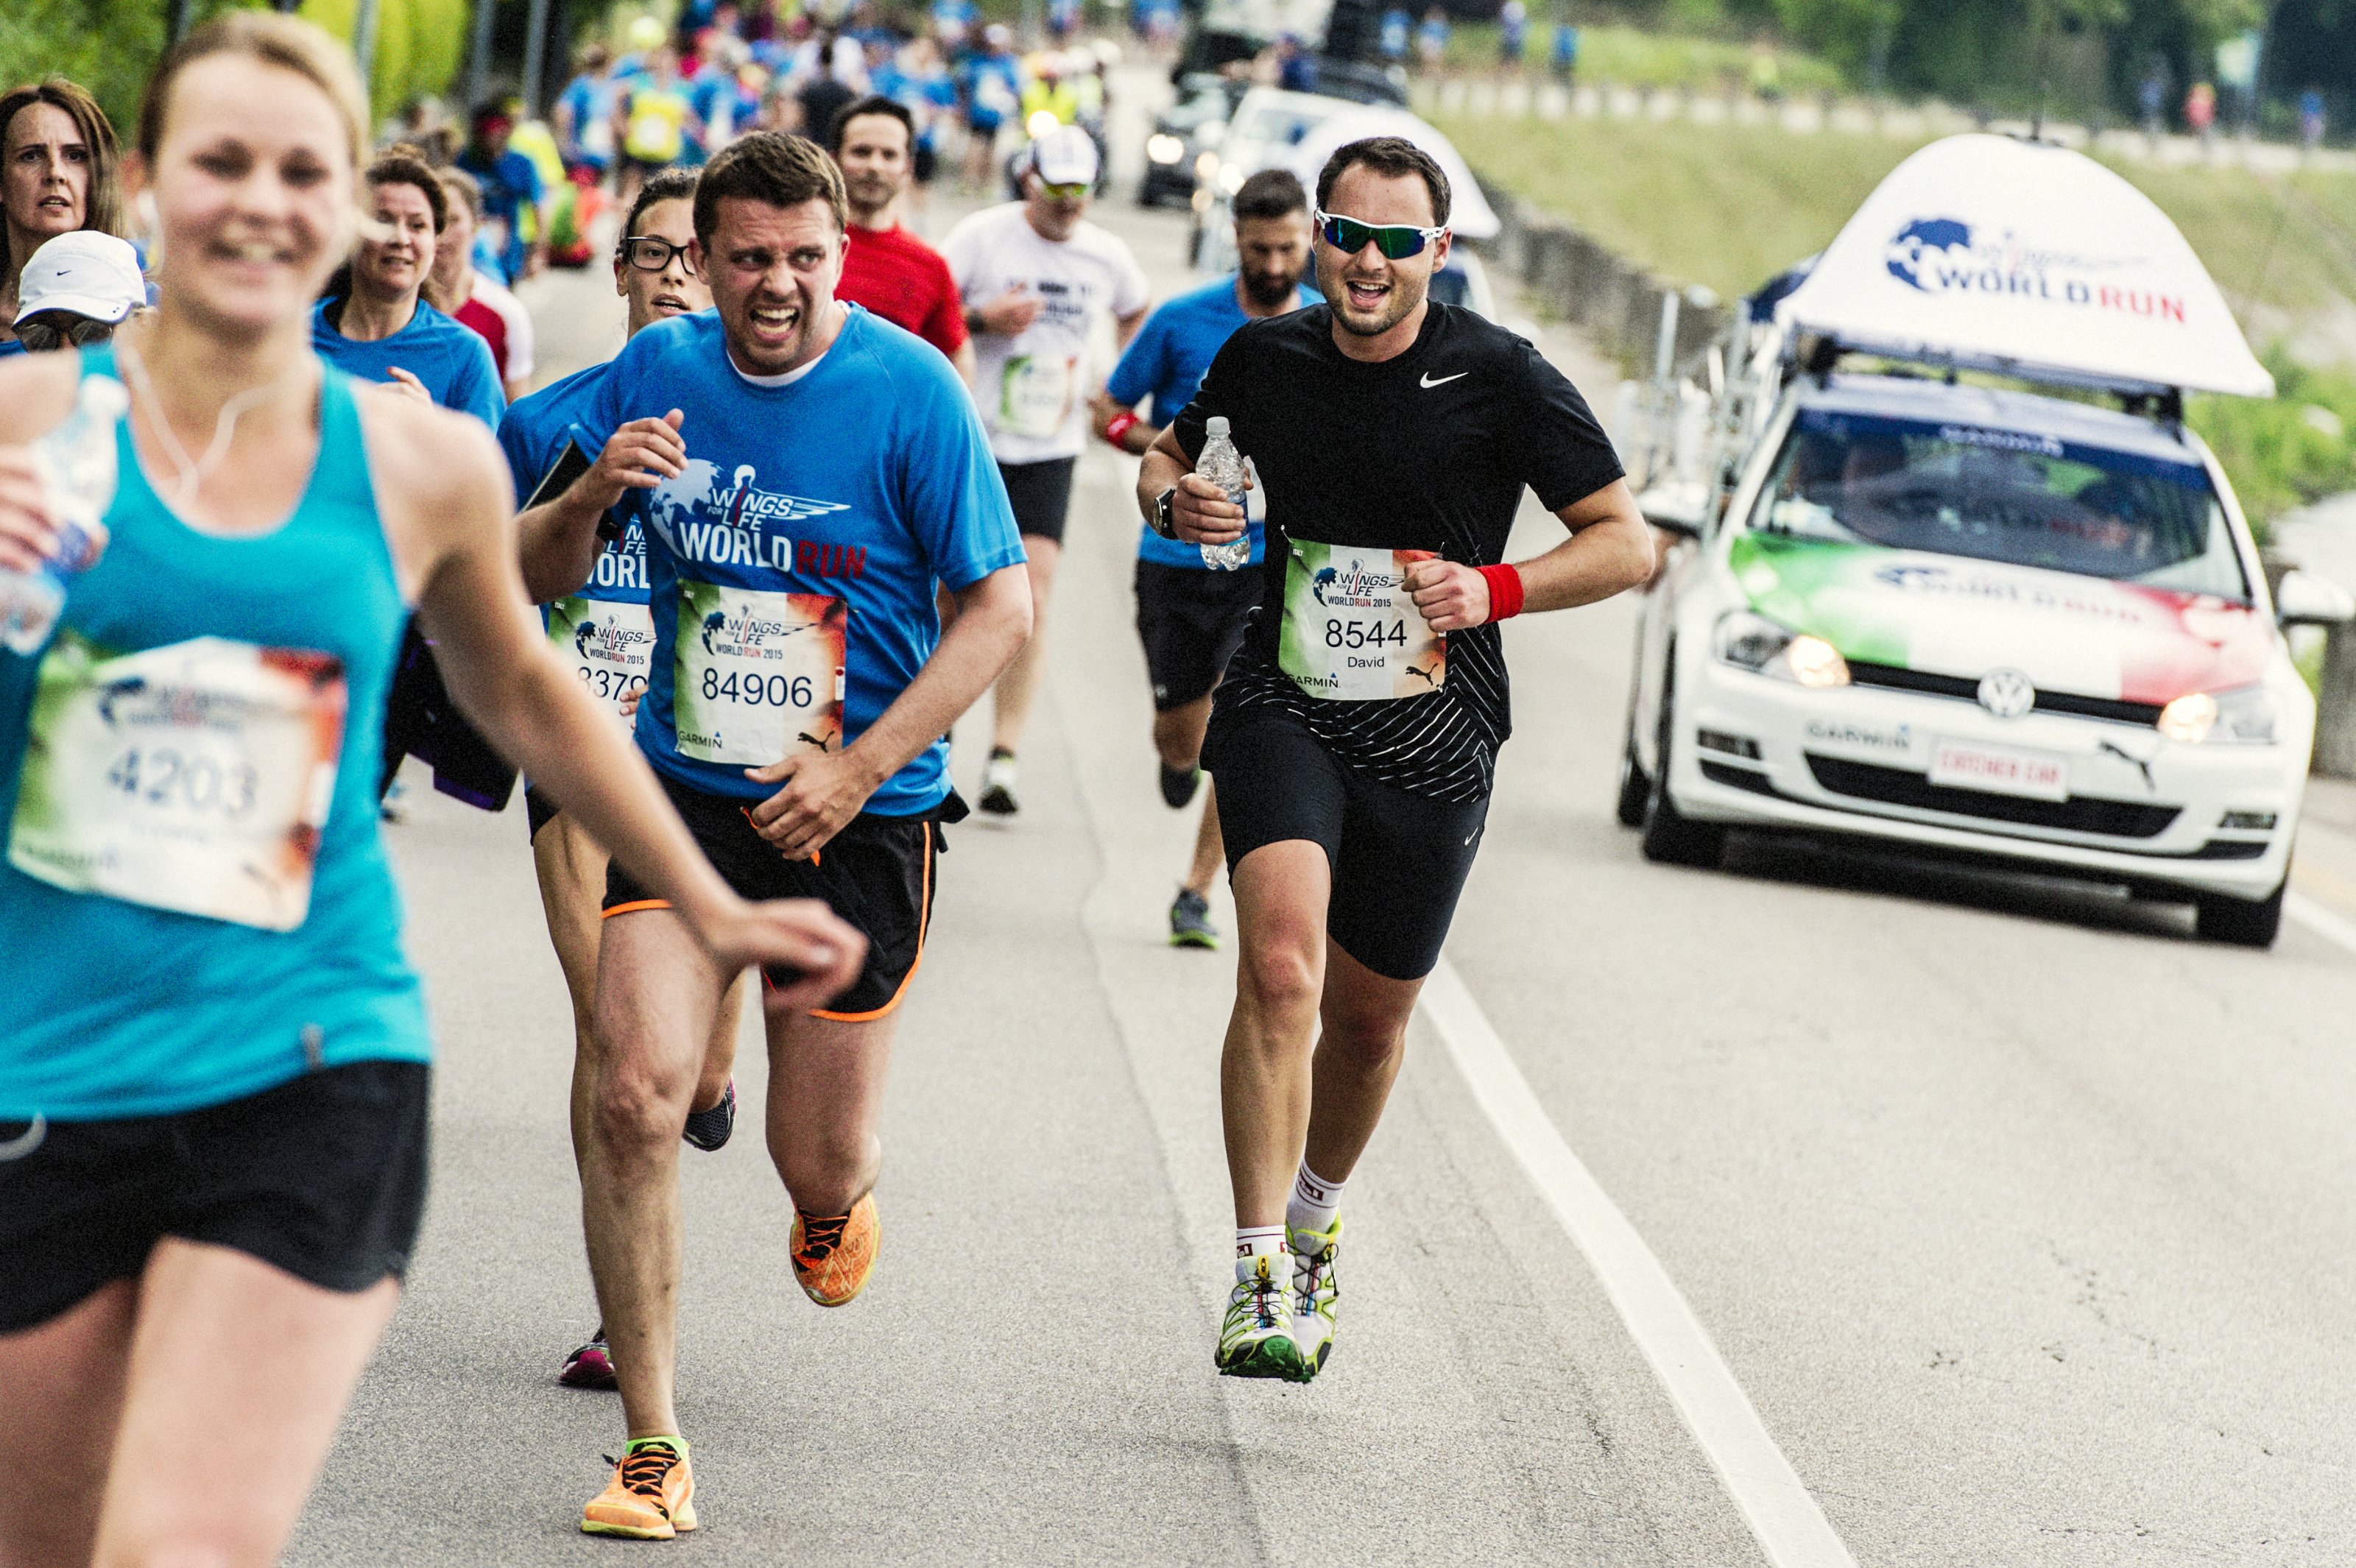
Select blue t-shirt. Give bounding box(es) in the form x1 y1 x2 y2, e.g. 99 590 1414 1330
459 147 546 280
310 297 504 429
1104 274 1314 569
499 360 649 607
584 307 1024 815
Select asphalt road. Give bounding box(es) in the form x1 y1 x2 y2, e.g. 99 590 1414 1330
288 116 2356 1567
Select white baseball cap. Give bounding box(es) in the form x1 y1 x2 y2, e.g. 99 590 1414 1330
1027 124 1098 188
15 231 146 328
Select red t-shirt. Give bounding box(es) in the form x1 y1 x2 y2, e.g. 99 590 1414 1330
452 294 509 384
838 223 968 359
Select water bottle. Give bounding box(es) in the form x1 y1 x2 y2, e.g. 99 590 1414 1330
1194 415 1252 572
1 375 127 655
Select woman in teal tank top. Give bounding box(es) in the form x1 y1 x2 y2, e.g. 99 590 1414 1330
0 18 862 1567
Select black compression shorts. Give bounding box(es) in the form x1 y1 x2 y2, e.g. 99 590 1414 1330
998 456 1077 545
1135 558 1262 712
0 1061 431 1334
1207 707 1489 981
603 773 942 1021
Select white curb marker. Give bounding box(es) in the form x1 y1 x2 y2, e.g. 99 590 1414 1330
1419 958 1859 1568
2286 890 2356 958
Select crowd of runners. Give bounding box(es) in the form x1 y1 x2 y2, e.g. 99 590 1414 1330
0 13 1648 1560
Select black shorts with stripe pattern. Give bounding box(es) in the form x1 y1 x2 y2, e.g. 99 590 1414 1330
603 773 943 1022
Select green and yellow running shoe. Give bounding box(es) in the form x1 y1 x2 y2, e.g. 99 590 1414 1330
1216 1253 1308 1382
1288 1219 1342 1377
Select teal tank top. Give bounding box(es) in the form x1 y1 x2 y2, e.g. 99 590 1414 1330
0 347 426 1120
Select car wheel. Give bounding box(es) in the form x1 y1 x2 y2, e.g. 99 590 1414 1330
1615 718 1648 827
2193 879 2285 947
1639 657 1725 868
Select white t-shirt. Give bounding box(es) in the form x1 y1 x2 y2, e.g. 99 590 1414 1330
941 202 1151 465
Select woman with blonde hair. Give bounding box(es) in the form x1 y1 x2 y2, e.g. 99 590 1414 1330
0 16 864 1566
0 77 127 356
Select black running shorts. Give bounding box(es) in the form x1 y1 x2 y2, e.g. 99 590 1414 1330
603 774 939 1021
0 1061 431 1334
1207 707 1489 981
1135 559 1263 713
998 456 1078 545
525 781 560 839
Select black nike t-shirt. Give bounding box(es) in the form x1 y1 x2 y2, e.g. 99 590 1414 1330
1173 301 1623 802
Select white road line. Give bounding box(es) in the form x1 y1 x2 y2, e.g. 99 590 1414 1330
1419 958 1860 1568
2286 889 2356 958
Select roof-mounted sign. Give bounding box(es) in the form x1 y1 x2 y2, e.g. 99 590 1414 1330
1774 134 2273 398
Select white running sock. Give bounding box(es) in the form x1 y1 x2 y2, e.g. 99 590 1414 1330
1286 1164 1345 1237
1235 1224 1287 1259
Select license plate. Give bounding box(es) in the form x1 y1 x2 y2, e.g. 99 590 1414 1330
1928 740 2068 802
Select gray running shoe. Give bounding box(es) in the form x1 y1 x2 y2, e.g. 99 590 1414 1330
1169 889 1219 949
1160 762 1202 808
681 1078 735 1152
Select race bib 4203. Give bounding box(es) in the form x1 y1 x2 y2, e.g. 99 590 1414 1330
1278 542 1447 702
9 631 347 931
672 579 846 766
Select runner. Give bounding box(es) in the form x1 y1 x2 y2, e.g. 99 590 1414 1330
942 123 1148 817
1093 167 1313 949
0 79 124 358
512 130 1029 1537
0 21 862 1568
826 94 973 378
1137 136 1650 1381
310 144 502 427
433 167 536 402
498 167 751 1392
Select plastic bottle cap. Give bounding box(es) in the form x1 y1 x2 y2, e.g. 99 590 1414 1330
1205 416 1230 437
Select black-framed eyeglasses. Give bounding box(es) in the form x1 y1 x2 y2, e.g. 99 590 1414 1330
618 236 699 275
1313 208 1448 260
14 314 117 353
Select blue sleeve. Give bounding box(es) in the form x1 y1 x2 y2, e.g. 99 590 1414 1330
1104 308 1165 409
448 331 506 428
495 403 540 505
894 356 1025 592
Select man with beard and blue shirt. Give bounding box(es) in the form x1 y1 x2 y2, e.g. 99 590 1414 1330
498 169 752 1395
512 131 1030 1540
1090 167 1316 950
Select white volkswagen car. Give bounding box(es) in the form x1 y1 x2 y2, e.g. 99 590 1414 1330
1621 370 2348 945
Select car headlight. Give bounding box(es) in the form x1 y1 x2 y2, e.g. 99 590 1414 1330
2157 685 2276 744
1196 149 1221 180
1712 610 1850 688
1219 164 1247 195
1147 134 1185 164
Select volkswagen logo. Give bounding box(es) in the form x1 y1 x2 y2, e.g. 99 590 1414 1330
1977 668 2036 720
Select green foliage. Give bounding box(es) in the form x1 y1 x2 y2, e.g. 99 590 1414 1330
300 0 468 120
2189 353 2356 536
1442 22 1845 94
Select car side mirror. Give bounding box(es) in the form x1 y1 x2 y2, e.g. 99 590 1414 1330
2276 568 2356 626
1638 483 1706 540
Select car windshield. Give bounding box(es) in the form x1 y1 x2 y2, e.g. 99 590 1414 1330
1749 408 2249 600
1230 102 1332 149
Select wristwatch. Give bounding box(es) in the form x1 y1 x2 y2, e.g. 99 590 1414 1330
1151 485 1179 540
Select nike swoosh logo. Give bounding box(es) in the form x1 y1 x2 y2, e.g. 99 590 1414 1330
1420 372 1467 389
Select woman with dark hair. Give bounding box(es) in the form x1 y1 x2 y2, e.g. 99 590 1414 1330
310 144 502 429
0 78 126 357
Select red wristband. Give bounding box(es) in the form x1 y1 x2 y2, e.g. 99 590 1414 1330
1478 563 1525 623
1103 411 1140 449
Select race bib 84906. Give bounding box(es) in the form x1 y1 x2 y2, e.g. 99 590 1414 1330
1277 541 1447 702
671 579 846 766
8 631 347 931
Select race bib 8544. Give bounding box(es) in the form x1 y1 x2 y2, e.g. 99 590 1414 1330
9 631 347 930
671 579 846 766
1277 541 1447 702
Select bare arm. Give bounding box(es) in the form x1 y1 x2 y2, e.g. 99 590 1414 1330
515 409 686 603
1406 477 1656 631
1088 389 1160 455
951 337 977 386
372 398 865 1007
744 562 1032 858
1138 425 1245 543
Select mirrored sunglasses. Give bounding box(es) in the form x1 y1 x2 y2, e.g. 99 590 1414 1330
1313 209 1447 260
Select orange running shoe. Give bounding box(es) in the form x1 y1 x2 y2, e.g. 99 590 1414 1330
580 1436 697 1539
789 1193 879 1307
